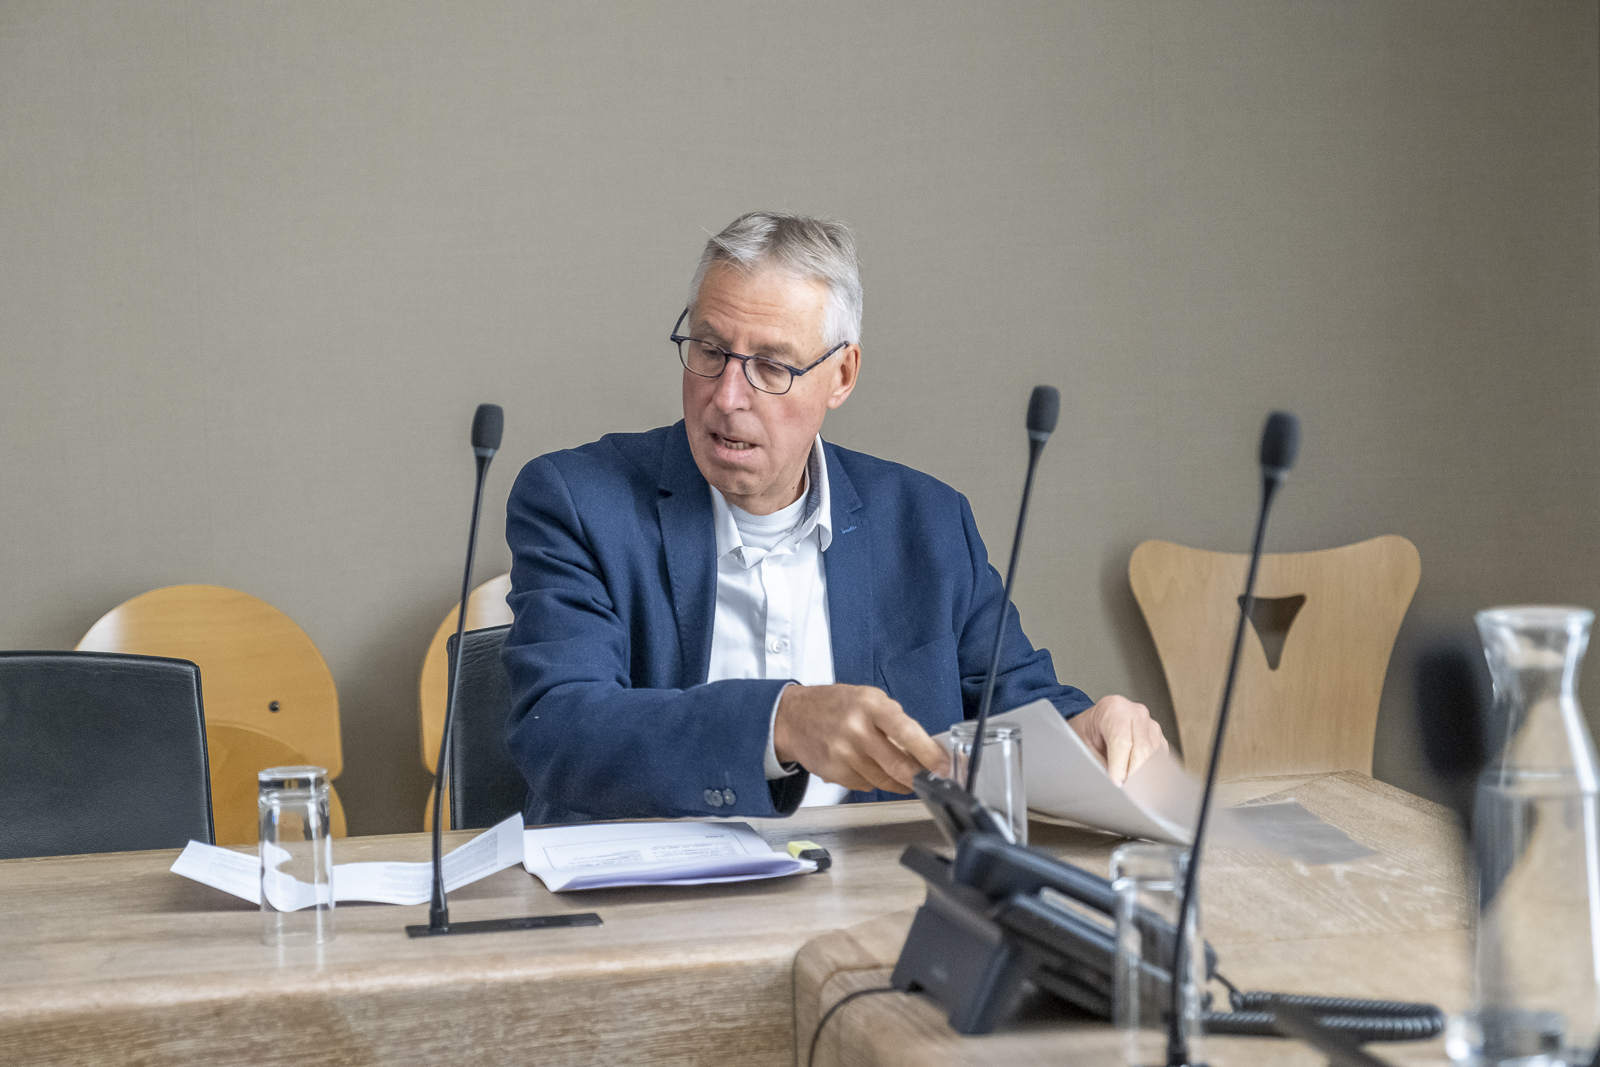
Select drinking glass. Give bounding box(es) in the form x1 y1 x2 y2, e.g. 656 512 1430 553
1112 841 1205 1067
259 765 335 946
947 720 1026 845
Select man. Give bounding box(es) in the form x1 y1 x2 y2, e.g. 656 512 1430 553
503 212 1166 824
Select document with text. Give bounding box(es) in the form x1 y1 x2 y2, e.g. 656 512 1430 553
170 813 526 909
523 821 815 891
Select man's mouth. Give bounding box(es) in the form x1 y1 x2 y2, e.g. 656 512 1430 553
712 432 757 453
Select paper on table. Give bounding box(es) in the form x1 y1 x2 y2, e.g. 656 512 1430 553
937 699 1199 845
170 813 526 909
523 821 815 891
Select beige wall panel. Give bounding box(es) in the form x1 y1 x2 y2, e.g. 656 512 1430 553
1 2 1595 832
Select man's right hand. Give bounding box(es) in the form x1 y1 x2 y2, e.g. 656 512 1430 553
773 684 948 794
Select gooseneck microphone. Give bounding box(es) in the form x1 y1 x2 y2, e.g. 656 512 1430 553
426 404 502 934
966 385 1061 793
1166 411 1300 1066
404 408 600 939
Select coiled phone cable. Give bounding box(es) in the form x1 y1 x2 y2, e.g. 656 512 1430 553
1204 975 1445 1042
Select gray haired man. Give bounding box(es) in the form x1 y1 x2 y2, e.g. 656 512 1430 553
501 211 1165 823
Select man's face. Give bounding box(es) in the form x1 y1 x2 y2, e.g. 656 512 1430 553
682 263 859 515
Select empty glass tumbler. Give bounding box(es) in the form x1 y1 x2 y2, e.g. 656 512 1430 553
947 720 1027 845
1111 841 1206 1067
1454 607 1600 1067
259 765 335 946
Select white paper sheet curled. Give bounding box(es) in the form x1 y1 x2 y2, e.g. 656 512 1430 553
937 699 1199 844
170 813 526 909
523 821 815 891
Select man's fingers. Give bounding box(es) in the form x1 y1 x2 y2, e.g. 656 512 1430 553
878 713 947 775
1126 726 1162 780
842 748 910 794
860 731 926 792
815 755 875 793
1104 726 1135 786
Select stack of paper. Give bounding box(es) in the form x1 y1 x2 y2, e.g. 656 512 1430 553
938 699 1200 844
171 814 816 908
522 821 814 890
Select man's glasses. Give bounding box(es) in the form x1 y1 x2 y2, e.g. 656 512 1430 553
670 308 849 396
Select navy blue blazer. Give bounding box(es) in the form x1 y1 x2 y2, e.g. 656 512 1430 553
502 421 1092 825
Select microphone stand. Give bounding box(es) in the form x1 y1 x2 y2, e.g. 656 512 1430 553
423 444 493 933
406 406 601 938
1164 457 1289 1065
965 384 1059 791
966 432 1046 792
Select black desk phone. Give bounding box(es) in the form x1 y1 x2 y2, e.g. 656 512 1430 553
891 771 1445 1042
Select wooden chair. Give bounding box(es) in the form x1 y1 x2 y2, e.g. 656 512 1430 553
419 573 512 829
77 585 348 845
1128 535 1420 780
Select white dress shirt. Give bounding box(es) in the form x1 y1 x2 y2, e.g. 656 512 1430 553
704 437 850 807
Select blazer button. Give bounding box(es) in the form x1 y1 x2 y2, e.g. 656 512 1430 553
722 788 736 806
705 789 723 808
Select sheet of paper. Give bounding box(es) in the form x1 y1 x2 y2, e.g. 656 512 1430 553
523 820 814 891
330 813 525 905
170 813 526 909
937 699 1199 845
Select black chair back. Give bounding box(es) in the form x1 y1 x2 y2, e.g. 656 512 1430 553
445 625 527 829
0 650 214 858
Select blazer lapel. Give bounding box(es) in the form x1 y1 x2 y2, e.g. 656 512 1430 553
822 444 875 687
657 422 717 687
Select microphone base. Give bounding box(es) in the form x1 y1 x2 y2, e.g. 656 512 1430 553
405 912 602 938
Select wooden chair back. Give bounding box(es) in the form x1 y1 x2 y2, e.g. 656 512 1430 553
1128 535 1420 779
77 585 347 842
419 573 512 829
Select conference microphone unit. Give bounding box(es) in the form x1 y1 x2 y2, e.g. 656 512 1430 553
406 404 600 938
965 385 1060 796
1164 411 1300 1066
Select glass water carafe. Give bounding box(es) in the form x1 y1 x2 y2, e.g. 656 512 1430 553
1461 607 1600 1067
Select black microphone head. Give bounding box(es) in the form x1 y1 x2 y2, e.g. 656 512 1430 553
1259 410 1300 478
1414 636 1494 824
1026 385 1060 442
471 404 504 454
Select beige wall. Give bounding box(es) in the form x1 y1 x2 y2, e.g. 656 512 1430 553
2 2 1595 834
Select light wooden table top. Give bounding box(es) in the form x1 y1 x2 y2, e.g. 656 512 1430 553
0 774 1467 1067
0 799 1089 1067
797 772 1471 1067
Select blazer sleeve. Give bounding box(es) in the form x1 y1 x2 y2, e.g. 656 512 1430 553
500 455 809 822
953 493 1094 721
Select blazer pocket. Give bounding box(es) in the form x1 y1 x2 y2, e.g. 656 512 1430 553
880 634 963 735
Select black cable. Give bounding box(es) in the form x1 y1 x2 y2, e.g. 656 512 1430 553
1203 989 1445 1043
807 985 898 1067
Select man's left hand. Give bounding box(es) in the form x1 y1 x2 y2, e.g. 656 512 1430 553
1068 695 1168 786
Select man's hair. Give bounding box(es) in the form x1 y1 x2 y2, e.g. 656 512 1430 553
688 211 863 348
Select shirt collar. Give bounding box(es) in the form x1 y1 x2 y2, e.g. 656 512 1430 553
709 436 833 564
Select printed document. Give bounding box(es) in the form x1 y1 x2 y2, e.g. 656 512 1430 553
523 821 815 891
170 813 526 909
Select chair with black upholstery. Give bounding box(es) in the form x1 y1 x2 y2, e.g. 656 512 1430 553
443 625 528 830
0 650 214 859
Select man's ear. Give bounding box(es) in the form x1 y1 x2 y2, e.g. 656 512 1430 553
826 345 861 410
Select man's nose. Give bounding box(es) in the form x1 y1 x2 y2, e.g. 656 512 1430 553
711 358 754 410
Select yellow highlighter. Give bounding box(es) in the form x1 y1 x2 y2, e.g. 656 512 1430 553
787 840 832 873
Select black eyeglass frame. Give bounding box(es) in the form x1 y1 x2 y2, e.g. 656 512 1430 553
670 307 851 396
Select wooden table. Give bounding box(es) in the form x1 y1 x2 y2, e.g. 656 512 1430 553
0 800 1098 1067
797 772 1471 1067
0 773 1468 1067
